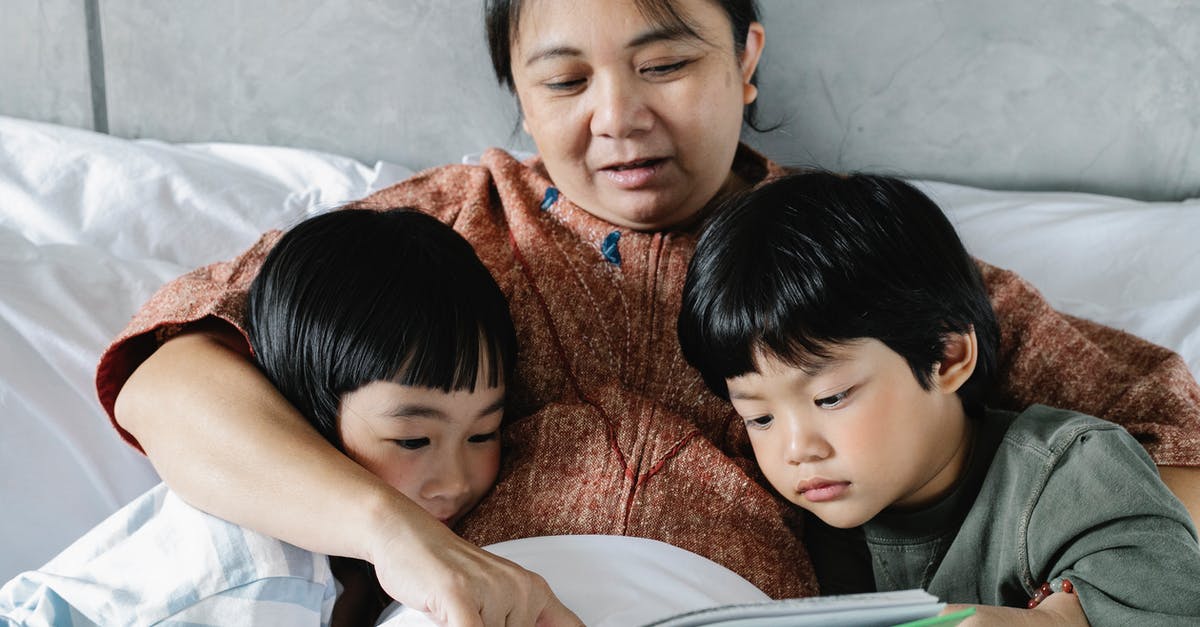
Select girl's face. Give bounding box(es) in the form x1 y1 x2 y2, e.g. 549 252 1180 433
724 340 973 529
338 380 504 528
510 0 764 231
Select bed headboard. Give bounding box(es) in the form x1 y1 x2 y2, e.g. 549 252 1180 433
5 1 1198 201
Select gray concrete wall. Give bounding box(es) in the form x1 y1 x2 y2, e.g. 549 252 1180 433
3 0 1197 200
0 0 94 129
751 0 1200 200
98 0 530 168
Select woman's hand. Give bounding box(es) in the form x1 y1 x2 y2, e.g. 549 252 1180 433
368 505 581 626
946 590 1087 626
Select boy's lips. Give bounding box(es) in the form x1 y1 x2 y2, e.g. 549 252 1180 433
797 478 851 503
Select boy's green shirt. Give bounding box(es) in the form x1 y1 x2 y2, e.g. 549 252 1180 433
807 405 1200 626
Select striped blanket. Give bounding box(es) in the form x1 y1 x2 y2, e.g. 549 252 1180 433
0 483 337 626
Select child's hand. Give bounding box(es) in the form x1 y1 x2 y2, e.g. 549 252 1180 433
945 591 1087 626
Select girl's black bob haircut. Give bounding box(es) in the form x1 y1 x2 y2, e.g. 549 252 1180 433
484 0 769 131
246 208 517 448
678 171 999 414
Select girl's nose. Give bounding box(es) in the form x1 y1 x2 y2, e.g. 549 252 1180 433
589 74 654 139
422 453 471 502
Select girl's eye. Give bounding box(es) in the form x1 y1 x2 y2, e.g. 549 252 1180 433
468 431 499 444
744 415 774 430
393 437 430 450
815 390 850 409
642 60 689 76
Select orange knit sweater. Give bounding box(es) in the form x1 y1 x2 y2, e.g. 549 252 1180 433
95 145 1200 598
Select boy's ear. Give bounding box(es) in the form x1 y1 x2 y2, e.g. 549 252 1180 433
933 330 978 395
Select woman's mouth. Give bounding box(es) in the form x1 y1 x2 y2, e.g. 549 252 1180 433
600 158 667 189
606 158 663 171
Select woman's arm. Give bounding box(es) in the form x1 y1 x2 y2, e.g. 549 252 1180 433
1160 466 1200 528
115 325 579 627
948 591 1087 626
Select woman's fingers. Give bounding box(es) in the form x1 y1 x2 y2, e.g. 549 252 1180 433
368 513 579 627
468 558 583 627
534 596 585 627
497 570 585 627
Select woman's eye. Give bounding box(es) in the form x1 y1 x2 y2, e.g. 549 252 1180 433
545 77 586 91
468 431 499 444
744 415 774 430
393 437 430 450
642 60 689 76
815 390 849 409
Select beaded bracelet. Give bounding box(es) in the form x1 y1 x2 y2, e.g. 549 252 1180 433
1027 577 1074 609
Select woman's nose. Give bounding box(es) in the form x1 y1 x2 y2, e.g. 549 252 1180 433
589 74 654 138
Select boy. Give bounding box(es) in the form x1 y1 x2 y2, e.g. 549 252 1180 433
677 172 1200 625
1 209 517 626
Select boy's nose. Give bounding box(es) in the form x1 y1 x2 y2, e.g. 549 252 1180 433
785 420 832 464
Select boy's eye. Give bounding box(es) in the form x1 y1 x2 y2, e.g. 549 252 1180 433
468 431 499 444
393 437 430 450
815 390 849 409
744 415 774 430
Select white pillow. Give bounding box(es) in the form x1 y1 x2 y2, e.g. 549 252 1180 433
921 180 1200 380
0 116 412 581
0 116 411 268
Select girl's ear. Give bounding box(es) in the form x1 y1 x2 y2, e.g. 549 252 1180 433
933 330 978 394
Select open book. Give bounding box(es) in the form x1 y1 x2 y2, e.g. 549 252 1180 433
376 536 970 626
645 589 974 626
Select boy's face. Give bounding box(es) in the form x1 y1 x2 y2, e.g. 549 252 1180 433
725 339 972 529
337 380 504 528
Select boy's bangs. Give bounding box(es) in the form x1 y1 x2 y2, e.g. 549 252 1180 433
687 280 849 389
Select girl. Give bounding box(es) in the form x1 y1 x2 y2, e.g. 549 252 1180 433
1 209 533 626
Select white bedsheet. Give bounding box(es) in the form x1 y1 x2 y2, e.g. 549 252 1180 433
1 114 1197 585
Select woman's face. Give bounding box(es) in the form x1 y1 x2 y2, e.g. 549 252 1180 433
337 381 504 528
510 0 764 231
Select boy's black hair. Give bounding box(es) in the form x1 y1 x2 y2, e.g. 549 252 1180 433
246 208 517 448
678 171 999 413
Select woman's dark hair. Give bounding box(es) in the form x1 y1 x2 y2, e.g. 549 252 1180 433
246 208 517 448
484 0 766 130
678 171 999 414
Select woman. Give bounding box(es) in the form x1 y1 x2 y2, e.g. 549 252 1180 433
99 0 1200 624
